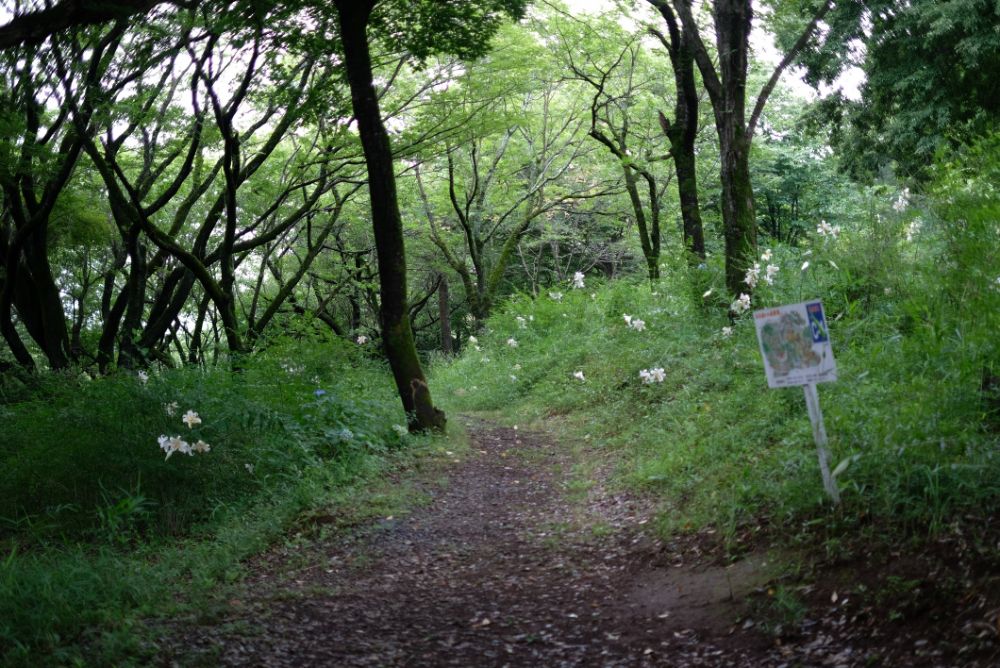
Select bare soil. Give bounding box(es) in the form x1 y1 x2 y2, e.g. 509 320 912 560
158 418 1000 667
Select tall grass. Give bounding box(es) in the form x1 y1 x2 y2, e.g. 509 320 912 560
0 337 413 665
431 141 1000 543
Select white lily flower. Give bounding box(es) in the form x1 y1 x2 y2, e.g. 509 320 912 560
732 293 751 313
182 410 202 429
161 435 190 460
639 368 665 384
816 220 841 239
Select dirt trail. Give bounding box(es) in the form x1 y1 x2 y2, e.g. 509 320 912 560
162 419 986 667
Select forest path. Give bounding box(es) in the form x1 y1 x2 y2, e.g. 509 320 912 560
164 419 833 667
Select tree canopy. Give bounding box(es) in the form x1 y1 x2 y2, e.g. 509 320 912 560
1 0 997 411
802 0 1000 180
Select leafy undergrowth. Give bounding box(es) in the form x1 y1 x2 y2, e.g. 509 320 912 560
0 338 428 666
431 175 1000 549
431 162 1000 653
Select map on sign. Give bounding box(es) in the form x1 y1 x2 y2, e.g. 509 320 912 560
753 300 837 388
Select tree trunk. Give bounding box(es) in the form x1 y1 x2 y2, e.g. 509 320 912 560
189 292 210 365
22 243 72 369
711 0 756 295
675 147 705 260
247 210 341 345
117 231 149 369
719 134 756 294
672 27 706 261
2 211 71 370
650 0 706 261
622 166 660 281
96 287 127 372
335 0 445 433
0 278 35 369
438 275 452 354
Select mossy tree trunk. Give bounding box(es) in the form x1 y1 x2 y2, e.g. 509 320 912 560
718 129 757 294
438 276 453 354
712 0 756 295
621 164 660 281
335 0 445 433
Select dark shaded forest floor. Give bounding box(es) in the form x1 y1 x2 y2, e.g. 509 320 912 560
157 419 999 667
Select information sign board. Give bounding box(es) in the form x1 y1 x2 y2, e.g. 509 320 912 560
753 299 841 503
753 300 837 389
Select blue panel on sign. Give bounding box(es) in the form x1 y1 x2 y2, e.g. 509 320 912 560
806 302 828 343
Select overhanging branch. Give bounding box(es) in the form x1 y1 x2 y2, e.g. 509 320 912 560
0 0 181 50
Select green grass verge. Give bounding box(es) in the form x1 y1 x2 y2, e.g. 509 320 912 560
0 337 430 666
431 215 1000 547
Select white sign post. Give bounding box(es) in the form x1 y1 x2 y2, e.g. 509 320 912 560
753 300 840 504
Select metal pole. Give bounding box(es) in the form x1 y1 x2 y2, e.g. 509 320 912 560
803 382 840 504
